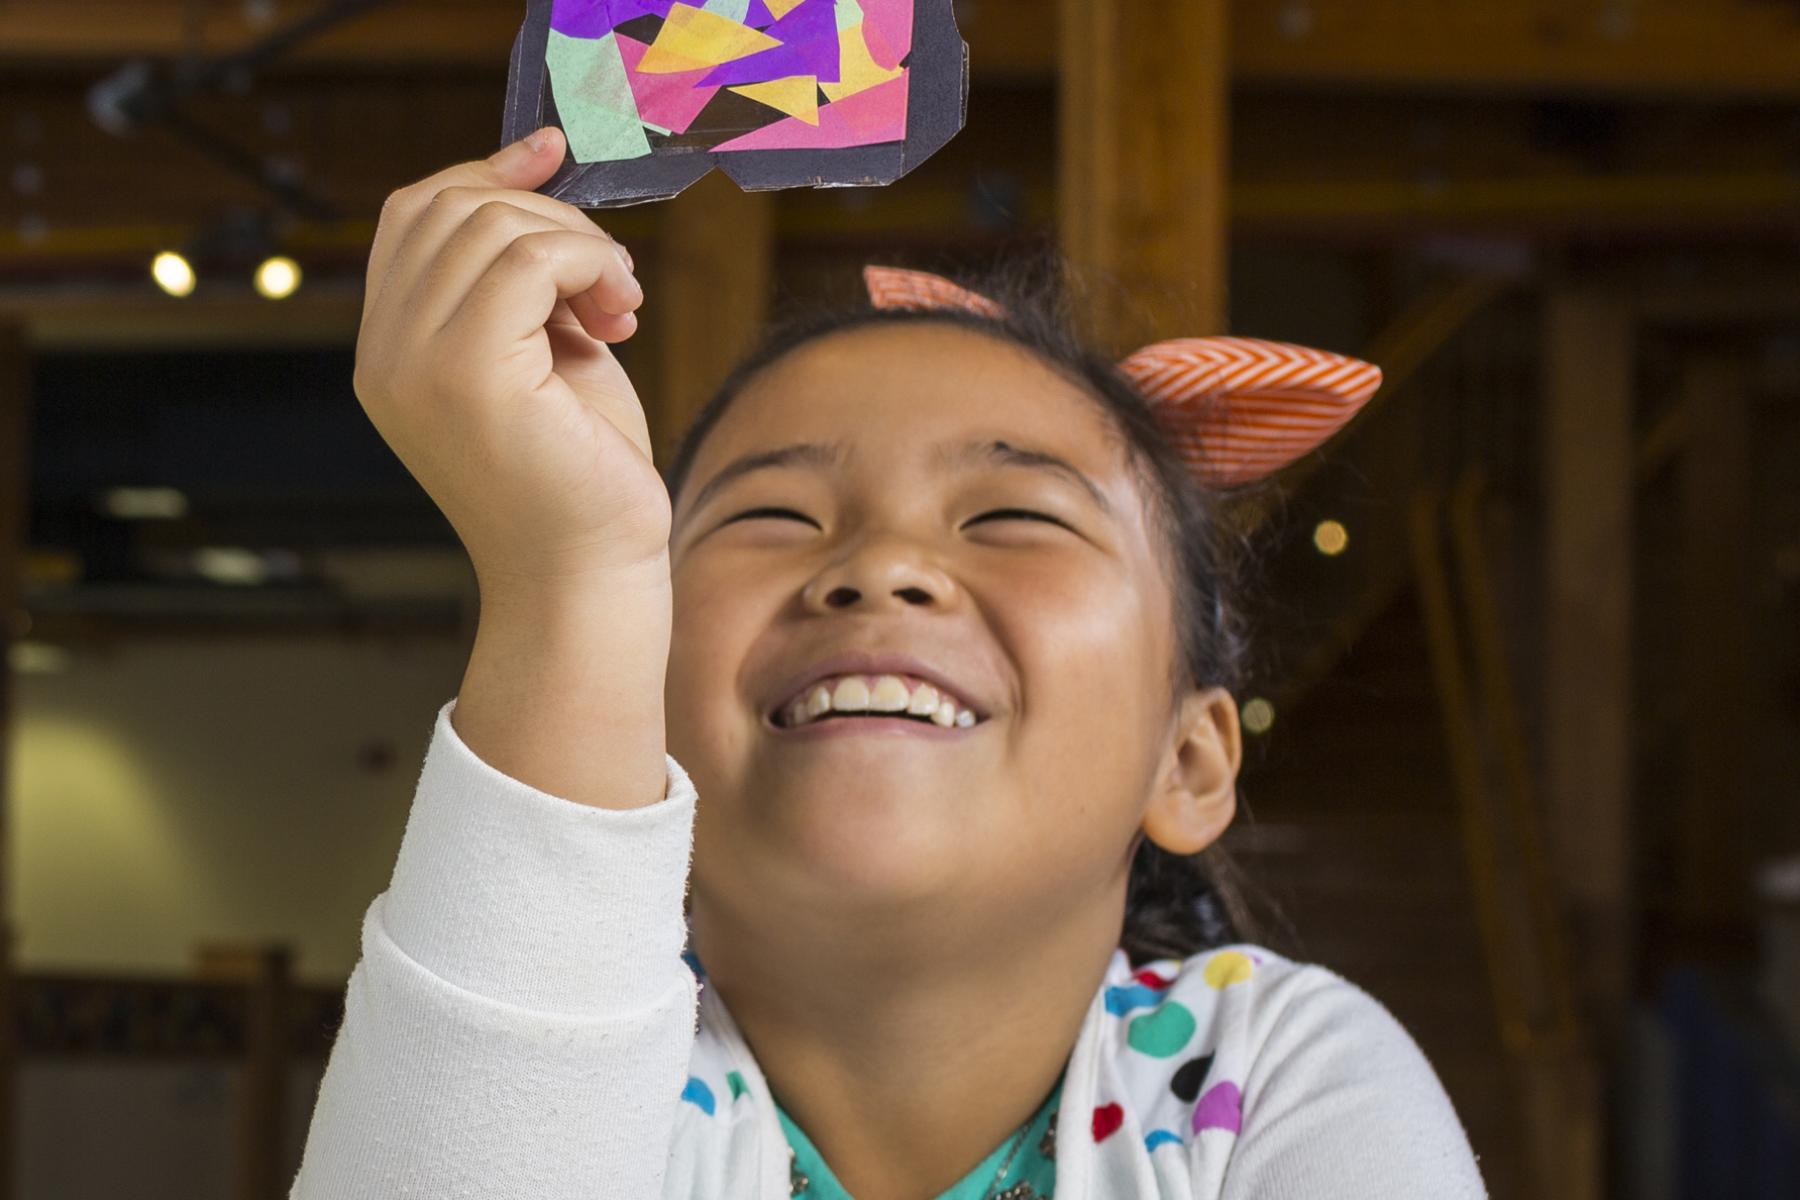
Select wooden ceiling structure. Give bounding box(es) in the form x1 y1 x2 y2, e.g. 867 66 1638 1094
6 0 1800 260
5 0 1800 428
3 6 1799 1199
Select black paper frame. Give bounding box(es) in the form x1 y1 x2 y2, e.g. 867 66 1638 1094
501 0 968 208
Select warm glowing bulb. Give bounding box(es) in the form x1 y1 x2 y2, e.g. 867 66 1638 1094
1241 697 1275 735
254 255 301 299
9 640 70 674
99 486 189 520
193 547 268 586
1313 519 1349 556
151 250 196 297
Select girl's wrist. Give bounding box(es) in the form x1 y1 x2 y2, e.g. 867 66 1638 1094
457 557 673 811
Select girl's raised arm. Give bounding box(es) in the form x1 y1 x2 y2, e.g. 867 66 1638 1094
290 130 698 1198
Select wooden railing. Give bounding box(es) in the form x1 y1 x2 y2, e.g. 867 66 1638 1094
10 941 343 1200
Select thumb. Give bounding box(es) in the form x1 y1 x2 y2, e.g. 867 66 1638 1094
487 124 565 181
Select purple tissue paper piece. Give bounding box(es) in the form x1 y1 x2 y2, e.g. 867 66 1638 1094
744 0 777 27
550 0 676 38
698 0 840 85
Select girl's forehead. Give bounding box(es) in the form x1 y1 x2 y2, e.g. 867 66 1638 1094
700 323 1120 466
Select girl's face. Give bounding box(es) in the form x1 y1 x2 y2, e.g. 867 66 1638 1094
667 323 1232 945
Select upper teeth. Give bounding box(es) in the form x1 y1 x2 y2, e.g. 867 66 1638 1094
782 674 978 729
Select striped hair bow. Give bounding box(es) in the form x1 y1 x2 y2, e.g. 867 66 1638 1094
863 265 1383 487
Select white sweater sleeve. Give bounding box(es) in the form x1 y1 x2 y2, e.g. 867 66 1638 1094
290 697 700 1200
1216 966 1489 1200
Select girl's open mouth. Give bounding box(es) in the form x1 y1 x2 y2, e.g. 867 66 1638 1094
768 671 987 732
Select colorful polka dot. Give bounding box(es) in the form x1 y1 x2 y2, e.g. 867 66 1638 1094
680 1076 715 1116
1144 1129 1182 1151
1092 1102 1124 1142
1105 981 1170 1016
1191 1081 1242 1134
1126 1000 1196 1058
1132 967 1175 989
680 949 707 979
1170 1052 1214 1102
1202 950 1254 988
726 1070 748 1101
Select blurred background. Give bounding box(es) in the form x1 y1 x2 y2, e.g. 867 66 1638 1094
2 1 1798 1197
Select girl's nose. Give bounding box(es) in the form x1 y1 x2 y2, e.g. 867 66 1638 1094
800 539 955 614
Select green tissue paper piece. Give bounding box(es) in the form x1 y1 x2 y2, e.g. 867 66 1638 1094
546 29 651 164
834 0 863 31
703 0 752 20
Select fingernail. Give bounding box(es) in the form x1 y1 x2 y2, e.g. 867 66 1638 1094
613 240 634 272
496 126 553 163
612 242 637 283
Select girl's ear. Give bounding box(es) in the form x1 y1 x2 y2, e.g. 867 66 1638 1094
1140 686 1242 856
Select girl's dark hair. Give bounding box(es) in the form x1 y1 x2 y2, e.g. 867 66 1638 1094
663 261 1291 967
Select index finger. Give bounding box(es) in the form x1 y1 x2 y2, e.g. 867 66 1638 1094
364 125 567 302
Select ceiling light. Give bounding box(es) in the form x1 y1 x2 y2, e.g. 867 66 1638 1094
152 250 196 297
1241 697 1275 735
98 486 189 520
193 547 268 586
254 254 301 300
9 640 70 675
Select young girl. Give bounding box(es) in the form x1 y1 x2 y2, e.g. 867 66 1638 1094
293 126 1487 1199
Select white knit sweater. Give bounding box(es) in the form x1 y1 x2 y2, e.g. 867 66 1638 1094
290 698 1488 1199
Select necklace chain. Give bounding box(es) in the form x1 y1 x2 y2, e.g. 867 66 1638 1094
979 1115 1035 1200
786 1104 1054 1200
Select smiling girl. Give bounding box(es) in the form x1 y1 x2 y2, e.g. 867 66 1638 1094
292 127 1487 1199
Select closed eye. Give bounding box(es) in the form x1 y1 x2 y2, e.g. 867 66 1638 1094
967 508 1073 530
724 506 820 528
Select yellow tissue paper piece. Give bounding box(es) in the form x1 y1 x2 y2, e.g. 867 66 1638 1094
729 75 821 124
765 0 808 17
819 21 903 103
638 3 781 74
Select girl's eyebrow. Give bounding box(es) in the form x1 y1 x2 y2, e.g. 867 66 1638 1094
936 438 1115 518
688 440 847 513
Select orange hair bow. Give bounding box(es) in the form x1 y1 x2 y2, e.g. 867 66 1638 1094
862 265 1383 487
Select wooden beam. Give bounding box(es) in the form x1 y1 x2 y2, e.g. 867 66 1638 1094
0 320 28 1200
0 286 366 349
0 0 1052 78
1676 358 1754 937
0 1 521 69
649 173 772 462
1058 0 1229 346
10 72 1800 260
194 942 295 1200
1230 0 1800 98
1542 291 1635 1045
9 1 1800 97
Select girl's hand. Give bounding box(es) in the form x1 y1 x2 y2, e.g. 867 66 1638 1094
353 126 670 588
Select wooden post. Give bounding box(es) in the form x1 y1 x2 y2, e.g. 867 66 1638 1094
650 174 774 463
1677 358 1753 937
1542 292 1635 1040
234 943 294 1200
1057 0 1229 347
0 320 29 1200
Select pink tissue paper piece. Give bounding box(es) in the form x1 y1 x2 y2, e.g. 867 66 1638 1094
860 0 913 70
616 33 721 135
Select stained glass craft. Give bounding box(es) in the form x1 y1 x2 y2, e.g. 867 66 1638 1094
501 0 968 206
